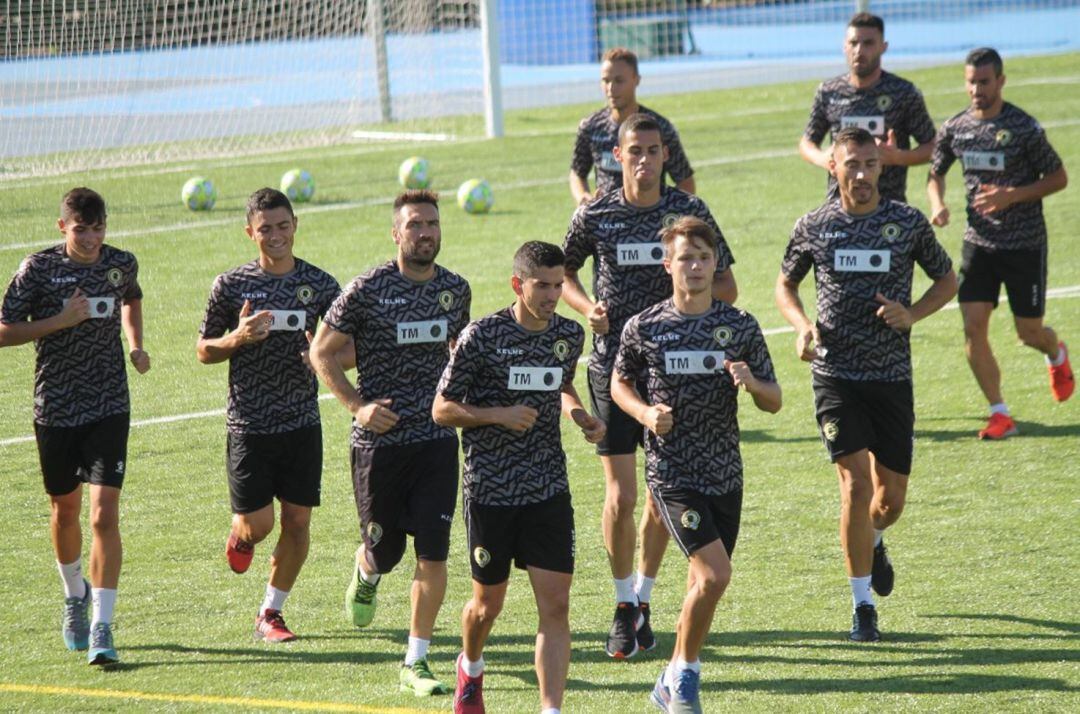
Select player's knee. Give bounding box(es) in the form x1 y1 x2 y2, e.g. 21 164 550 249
537 591 570 623
607 489 637 521
696 565 731 601
875 492 906 521
89 504 119 534
473 592 505 623
279 508 312 537
839 475 873 508
50 497 81 527
1015 323 1045 348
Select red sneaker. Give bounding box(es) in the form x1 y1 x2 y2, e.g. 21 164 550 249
1049 341 1074 402
454 652 485 714
226 532 254 574
978 412 1018 440
254 609 297 643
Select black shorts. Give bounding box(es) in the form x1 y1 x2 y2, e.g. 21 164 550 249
227 424 322 514
812 374 914 475
651 486 742 558
351 437 458 572
588 370 645 456
35 412 130 496
465 491 575 585
958 242 1047 318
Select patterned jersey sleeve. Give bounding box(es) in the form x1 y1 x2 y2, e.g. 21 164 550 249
562 324 585 389
452 282 473 339
663 124 694 183
1 258 38 324
199 274 234 339
437 322 481 402
743 315 777 383
124 256 144 301
570 118 594 179
912 213 954 280
317 276 343 320
614 316 646 382
1026 121 1064 177
780 217 813 282
693 200 735 272
906 89 937 144
562 206 595 273
803 84 829 144
930 121 956 176
322 277 364 336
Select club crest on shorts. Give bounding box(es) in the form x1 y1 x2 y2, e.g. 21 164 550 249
876 94 892 112
823 421 840 442
662 213 681 229
881 223 901 241
680 509 701 531
995 129 1013 146
297 285 314 304
553 339 570 360
473 546 491 568
367 522 383 546
438 290 454 311
106 268 123 287
713 326 732 347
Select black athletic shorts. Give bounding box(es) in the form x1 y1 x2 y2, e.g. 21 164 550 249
588 369 645 456
227 424 322 513
651 486 742 558
958 242 1047 318
812 374 914 475
464 491 575 585
351 436 458 572
35 412 130 496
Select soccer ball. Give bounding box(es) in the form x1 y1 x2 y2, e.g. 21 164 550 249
181 176 216 211
399 156 431 189
457 179 493 214
280 168 315 203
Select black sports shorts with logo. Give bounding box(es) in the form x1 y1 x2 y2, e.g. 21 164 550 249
464 491 575 585
227 424 322 513
651 486 741 558
812 374 914 475
958 242 1047 318
35 412 130 496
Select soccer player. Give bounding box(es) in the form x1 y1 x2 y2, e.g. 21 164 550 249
432 241 605 714
777 127 957 641
927 47 1072 439
570 47 695 205
612 216 781 714
800 12 936 203
563 112 736 660
0 187 149 665
308 190 471 695
196 188 342 643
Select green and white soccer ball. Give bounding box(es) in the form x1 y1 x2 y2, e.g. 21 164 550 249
457 178 493 214
181 176 216 211
280 168 315 203
398 156 431 189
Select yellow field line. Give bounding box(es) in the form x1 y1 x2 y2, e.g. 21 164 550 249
0 682 429 713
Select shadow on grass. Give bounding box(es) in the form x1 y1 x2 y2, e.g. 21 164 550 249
916 420 1078 442
740 429 822 445
712 673 1075 695
921 612 1080 634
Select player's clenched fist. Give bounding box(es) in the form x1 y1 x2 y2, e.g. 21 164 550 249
355 397 399 434
499 405 539 432
643 403 673 436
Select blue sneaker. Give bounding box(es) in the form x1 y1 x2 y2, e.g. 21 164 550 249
87 622 119 665
671 667 702 714
62 579 91 651
650 670 671 711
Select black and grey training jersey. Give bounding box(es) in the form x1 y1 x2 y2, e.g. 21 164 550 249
324 261 471 448
781 199 953 382
1 244 142 427
931 102 1063 251
804 71 936 202
200 258 340 435
616 299 775 496
436 307 584 507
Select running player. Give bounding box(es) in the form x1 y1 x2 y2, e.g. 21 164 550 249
570 47 695 205
563 112 736 660
613 216 781 714
197 188 342 643
433 241 605 714
927 47 1072 439
777 127 957 641
308 190 471 695
0 187 150 665
800 13 936 203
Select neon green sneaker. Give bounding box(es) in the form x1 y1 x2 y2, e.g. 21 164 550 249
345 564 378 627
399 658 450 696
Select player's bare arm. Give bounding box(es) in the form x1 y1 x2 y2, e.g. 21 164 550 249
301 329 354 374
569 170 593 205
724 359 782 413
972 165 1068 216
874 269 958 332
711 268 738 305
561 380 606 443
121 297 150 374
195 298 273 363
775 273 821 361
926 171 950 226
308 321 398 433
562 268 609 334
675 175 697 195
431 393 537 433
799 136 833 171
0 286 91 347
877 130 935 167
611 374 673 436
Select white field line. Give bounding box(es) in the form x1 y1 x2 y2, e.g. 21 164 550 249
1 287 1076 449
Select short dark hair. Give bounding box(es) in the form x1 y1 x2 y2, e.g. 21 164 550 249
602 47 639 76
618 112 662 147
966 47 1003 76
848 12 884 35
60 187 106 224
832 126 876 152
394 189 439 217
246 187 294 223
513 241 564 279
661 216 717 258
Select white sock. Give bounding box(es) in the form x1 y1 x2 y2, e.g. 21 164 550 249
57 559 86 599
665 658 700 687
261 585 289 614
989 402 1010 416
358 563 380 586
850 576 874 608
873 529 884 548
461 654 484 677
1048 344 1067 366
405 636 430 666
634 573 655 603
91 588 117 628
614 576 635 604
541 709 560 714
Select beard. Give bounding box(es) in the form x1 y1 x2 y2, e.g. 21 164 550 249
403 239 440 266
852 55 881 78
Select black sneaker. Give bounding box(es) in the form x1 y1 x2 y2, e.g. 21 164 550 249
605 601 640 659
871 540 894 597
850 603 881 642
636 602 656 652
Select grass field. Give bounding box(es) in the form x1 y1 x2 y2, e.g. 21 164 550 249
0 52 1077 713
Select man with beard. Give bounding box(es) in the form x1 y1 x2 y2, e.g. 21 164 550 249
309 190 471 695
570 47 695 205
800 13 936 203
777 127 956 641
